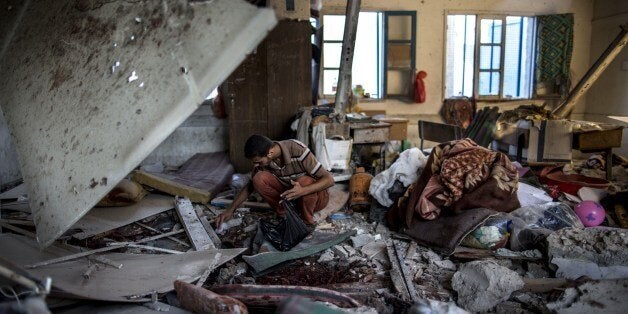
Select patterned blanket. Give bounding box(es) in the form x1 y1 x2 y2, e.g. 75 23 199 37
391 139 520 228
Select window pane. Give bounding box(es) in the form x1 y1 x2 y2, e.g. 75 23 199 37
322 12 382 97
387 43 411 68
479 71 500 95
387 69 412 95
323 42 342 68
503 16 534 99
388 15 412 40
479 45 501 70
445 15 476 97
323 69 339 95
480 19 502 44
353 12 381 99
323 15 345 41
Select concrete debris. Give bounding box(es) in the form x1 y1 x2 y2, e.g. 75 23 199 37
495 248 543 260
408 299 469 314
360 240 388 262
552 257 628 280
547 279 628 313
547 227 628 279
420 248 442 264
216 217 243 235
510 292 550 313
493 301 527 314
452 260 525 312
332 245 350 259
317 249 336 263
433 259 457 271
547 227 628 266
351 234 376 249
525 262 550 279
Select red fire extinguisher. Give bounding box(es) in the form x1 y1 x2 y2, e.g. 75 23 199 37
414 70 427 103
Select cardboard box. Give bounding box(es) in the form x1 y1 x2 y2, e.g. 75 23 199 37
375 117 408 141
516 119 573 162
325 138 352 170
493 119 574 162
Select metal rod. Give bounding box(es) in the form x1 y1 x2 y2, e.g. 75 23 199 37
0 222 36 239
121 243 183 254
130 229 185 244
82 264 97 280
552 24 628 118
89 255 123 269
334 0 361 114
26 244 131 269
134 223 189 247
0 264 41 293
0 219 34 226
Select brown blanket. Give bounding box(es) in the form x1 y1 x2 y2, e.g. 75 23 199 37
405 139 520 222
403 207 498 255
388 139 520 229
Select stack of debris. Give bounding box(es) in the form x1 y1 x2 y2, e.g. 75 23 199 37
1 141 627 313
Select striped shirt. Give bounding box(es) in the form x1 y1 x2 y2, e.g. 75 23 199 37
254 139 328 187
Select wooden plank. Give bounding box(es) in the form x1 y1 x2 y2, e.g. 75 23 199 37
199 216 223 249
385 240 412 300
131 171 210 204
573 128 623 151
393 240 419 302
175 197 214 250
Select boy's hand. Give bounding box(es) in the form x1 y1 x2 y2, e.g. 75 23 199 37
281 180 305 201
214 211 233 227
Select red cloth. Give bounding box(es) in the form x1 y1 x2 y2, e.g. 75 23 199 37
414 71 427 103
252 171 329 224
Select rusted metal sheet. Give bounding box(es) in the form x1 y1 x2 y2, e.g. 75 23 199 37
0 0 277 247
175 280 248 314
209 284 361 308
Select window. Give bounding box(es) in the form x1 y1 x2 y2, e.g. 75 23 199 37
446 14 535 99
322 11 416 99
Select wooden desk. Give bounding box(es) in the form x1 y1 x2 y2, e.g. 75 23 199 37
572 128 623 180
349 122 391 173
349 121 391 144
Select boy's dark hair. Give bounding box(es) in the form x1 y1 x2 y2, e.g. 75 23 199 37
244 134 273 159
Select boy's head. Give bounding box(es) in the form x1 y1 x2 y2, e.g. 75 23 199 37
244 135 274 166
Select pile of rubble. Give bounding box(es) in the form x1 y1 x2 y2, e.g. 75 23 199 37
1 150 628 313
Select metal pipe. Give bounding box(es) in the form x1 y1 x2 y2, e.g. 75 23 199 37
552 24 628 118
334 0 361 114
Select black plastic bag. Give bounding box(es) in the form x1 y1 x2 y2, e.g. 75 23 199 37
260 200 313 251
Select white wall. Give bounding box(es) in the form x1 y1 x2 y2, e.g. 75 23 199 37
323 0 594 145
583 0 628 156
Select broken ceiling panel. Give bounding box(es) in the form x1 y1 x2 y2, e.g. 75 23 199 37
0 233 247 302
0 0 277 247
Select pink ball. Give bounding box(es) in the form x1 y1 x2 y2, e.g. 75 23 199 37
574 201 606 227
